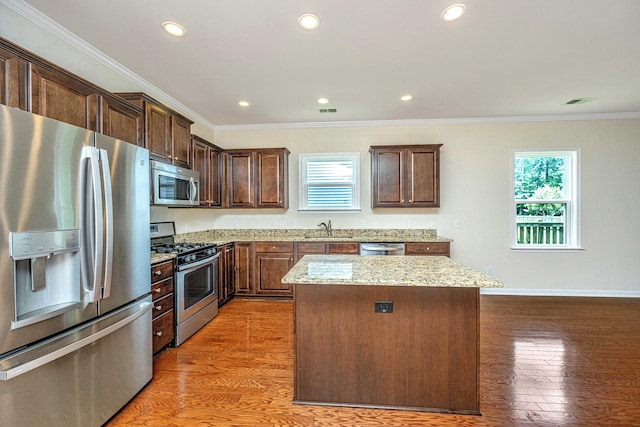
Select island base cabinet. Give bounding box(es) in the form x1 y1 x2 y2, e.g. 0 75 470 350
294 284 479 414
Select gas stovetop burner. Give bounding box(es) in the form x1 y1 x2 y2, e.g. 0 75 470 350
151 242 216 255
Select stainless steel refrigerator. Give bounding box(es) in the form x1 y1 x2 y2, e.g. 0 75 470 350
0 104 152 426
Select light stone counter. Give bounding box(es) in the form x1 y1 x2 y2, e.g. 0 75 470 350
175 228 450 245
282 254 503 288
151 253 175 265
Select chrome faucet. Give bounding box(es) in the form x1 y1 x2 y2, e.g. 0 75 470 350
318 220 332 236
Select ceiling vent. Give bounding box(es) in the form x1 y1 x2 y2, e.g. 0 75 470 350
565 98 594 105
318 108 337 113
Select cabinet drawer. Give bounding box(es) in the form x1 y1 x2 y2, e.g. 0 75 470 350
152 310 174 354
152 293 174 319
328 243 360 254
405 242 450 256
151 277 173 301
255 242 295 253
151 260 173 282
296 242 327 254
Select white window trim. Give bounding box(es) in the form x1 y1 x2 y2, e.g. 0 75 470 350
510 149 582 251
298 152 361 212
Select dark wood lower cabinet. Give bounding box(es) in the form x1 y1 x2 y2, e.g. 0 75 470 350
255 242 294 296
294 284 479 414
233 242 254 296
151 260 175 355
218 243 235 306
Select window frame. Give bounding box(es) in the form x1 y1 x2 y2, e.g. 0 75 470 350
298 152 361 212
510 149 582 251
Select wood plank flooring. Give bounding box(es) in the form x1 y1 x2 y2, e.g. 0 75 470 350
106 296 640 426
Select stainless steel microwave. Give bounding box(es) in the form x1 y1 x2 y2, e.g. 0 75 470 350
151 160 200 206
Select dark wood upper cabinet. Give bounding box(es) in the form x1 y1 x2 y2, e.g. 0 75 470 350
116 92 193 167
100 96 142 145
191 135 223 208
29 63 100 131
370 144 442 208
225 148 289 209
0 44 26 109
0 37 142 143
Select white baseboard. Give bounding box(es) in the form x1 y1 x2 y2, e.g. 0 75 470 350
480 288 640 298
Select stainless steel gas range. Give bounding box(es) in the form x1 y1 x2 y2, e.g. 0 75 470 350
150 222 219 346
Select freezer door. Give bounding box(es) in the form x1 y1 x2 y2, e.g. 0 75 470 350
95 133 150 314
0 105 99 356
0 297 153 426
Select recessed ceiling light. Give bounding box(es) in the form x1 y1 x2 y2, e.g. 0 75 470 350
441 4 466 22
238 101 250 107
401 95 413 101
162 21 186 37
298 13 320 30
317 97 329 104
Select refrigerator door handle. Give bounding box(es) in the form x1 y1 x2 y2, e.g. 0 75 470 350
0 301 152 381
99 149 114 299
81 146 104 303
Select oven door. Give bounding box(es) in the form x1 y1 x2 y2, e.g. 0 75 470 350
175 253 219 324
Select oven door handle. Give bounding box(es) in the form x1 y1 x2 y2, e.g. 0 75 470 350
176 252 220 272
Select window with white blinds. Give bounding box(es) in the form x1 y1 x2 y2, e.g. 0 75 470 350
299 153 360 211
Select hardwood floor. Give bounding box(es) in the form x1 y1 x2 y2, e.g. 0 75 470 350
106 296 640 426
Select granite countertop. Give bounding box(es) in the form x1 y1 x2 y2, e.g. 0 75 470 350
153 228 452 266
281 254 503 288
151 253 176 265
174 228 451 245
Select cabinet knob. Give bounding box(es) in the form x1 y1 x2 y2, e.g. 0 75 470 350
154 270 162 276
154 288 162 293
155 305 162 310
155 331 163 337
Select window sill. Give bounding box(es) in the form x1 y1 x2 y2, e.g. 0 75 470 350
298 208 362 213
510 246 585 253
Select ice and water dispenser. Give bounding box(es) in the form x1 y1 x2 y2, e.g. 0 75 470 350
9 229 82 329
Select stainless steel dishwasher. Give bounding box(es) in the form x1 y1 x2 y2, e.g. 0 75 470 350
359 242 406 255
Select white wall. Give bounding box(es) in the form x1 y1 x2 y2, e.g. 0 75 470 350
3 2 639 295
204 119 640 296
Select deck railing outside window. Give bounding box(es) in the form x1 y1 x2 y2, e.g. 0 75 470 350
516 216 565 244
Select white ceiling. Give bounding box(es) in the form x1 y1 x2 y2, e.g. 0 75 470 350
15 0 640 127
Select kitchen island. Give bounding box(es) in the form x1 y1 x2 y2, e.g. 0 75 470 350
282 255 502 415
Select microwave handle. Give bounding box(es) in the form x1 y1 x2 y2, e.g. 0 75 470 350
190 178 198 204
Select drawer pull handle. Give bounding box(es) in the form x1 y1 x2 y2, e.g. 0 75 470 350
154 270 162 276
155 305 162 310
154 288 162 293
155 331 162 337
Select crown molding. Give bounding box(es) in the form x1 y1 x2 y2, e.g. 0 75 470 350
1 0 216 131
214 112 640 132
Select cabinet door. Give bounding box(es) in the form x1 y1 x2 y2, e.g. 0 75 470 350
100 96 141 145
145 102 172 162
192 139 210 207
224 244 235 300
371 148 405 207
234 242 254 295
0 45 26 109
30 63 99 130
208 148 223 207
407 147 439 207
226 151 255 208
255 252 294 295
256 149 288 208
172 115 191 167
